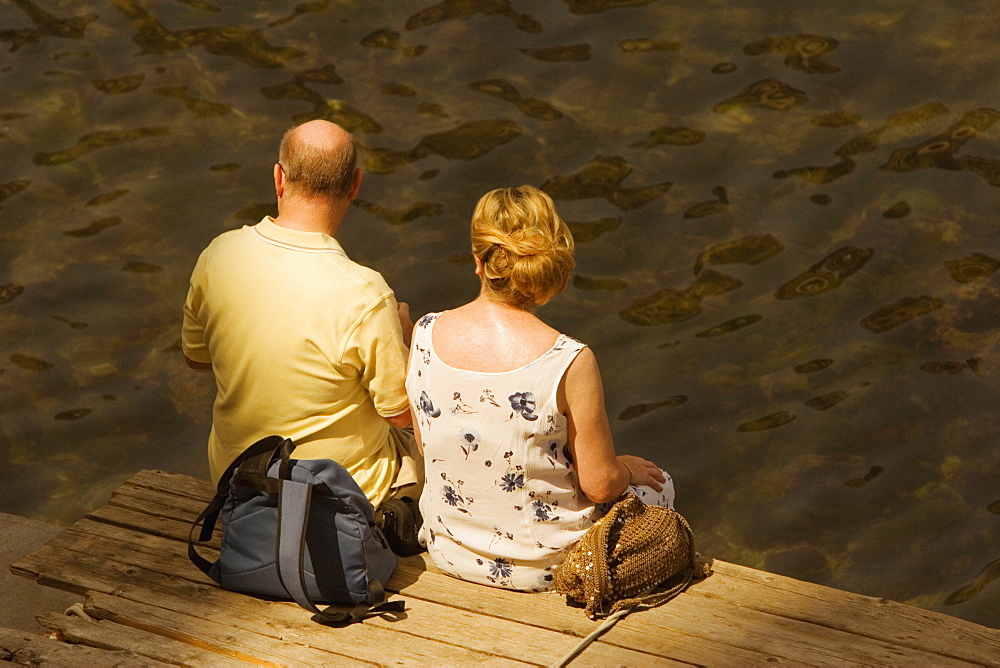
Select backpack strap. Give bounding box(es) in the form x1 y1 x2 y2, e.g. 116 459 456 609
187 493 226 576
275 476 405 625
188 435 290 575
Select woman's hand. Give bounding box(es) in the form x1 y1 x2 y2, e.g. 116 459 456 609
619 455 666 492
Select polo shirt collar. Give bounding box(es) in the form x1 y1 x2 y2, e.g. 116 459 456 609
251 216 347 256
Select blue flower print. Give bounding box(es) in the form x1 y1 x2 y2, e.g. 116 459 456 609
459 426 480 458
441 477 471 514
499 472 524 492
509 391 539 421
443 485 462 506
531 499 559 521
489 558 513 579
416 313 439 328
419 391 441 418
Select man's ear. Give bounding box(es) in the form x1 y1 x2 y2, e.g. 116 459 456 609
274 163 284 198
347 168 362 201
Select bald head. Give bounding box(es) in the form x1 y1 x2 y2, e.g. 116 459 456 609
278 120 357 200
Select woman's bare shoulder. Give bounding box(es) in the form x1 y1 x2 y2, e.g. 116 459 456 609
432 300 565 371
565 344 599 381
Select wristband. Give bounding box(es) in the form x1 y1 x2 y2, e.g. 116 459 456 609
620 458 634 483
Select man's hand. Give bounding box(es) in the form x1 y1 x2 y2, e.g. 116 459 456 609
397 301 414 348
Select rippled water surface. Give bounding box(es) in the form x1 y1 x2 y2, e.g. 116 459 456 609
1 0 998 628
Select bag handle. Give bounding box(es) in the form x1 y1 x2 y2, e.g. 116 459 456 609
188 435 290 574
187 493 226 576
275 478 405 624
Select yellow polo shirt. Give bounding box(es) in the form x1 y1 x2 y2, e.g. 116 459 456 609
182 217 409 506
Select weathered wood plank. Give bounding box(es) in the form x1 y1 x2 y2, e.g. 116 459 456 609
39 486 999 667
37 610 252 668
25 518 778 665
57 518 219 568
108 472 999 665
110 485 209 522
126 470 215 501
83 591 360 668
26 520 967 668
0 625 170 667
111 469 1000 662
694 560 1000 666
391 557 982 667
33 520 676 665
87 504 199 544
79 476 1000 666
14 544 535 666
16 470 1000 667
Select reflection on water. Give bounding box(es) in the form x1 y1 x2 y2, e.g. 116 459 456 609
1 0 998 629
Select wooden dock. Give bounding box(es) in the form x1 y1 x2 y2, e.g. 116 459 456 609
6 469 1000 666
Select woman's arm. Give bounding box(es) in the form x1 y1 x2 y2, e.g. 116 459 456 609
561 347 665 503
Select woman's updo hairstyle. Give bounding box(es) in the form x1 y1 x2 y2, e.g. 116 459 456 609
471 185 575 308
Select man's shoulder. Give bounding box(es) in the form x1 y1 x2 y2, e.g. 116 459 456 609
332 256 393 300
199 226 253 256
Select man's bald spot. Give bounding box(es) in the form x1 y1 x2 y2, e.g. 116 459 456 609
286 119 350 154
279 120 357 199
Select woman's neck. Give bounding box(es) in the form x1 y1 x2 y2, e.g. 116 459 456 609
473 289 536 314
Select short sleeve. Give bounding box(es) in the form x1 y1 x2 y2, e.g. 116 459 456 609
181 252 212 364
341 294 410 417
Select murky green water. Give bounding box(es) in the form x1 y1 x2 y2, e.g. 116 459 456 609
1 0 998 628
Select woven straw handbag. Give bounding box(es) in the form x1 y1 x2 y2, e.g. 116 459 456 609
553 492 711 620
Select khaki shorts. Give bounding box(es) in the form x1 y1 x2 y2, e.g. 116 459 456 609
387 425 424 501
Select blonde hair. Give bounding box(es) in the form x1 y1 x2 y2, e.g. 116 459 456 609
278 123 356 199
471 185 575 308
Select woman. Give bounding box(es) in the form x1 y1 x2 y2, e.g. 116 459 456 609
406 185 674 591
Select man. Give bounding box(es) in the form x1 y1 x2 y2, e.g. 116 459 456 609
182 120 421 514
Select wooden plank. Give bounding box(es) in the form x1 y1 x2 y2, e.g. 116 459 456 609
14 544 534 666
704 562 1000 666
691 561 1000 666
0 625 170 667
24 519 771 665
114 471 997 660
35 486 989 667
398 552 1000 667
330 584 676 666
110 485 209 522
22 470 998 667
37 611 252 668
86 504 198 545
39 520 671 666
126 470 215 501
54 518 219 569
390 558 981 667
61 510 1000 664
82 591 359 668
25 525 913 667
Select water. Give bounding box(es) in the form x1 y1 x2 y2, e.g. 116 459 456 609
1 0 998 628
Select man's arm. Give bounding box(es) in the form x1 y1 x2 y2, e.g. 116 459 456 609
182 252 214 371
385 407 412 429
397 301 414 348
184 356 213 371
343 295 412 426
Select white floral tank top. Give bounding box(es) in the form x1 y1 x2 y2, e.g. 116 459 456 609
406 312 598 591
